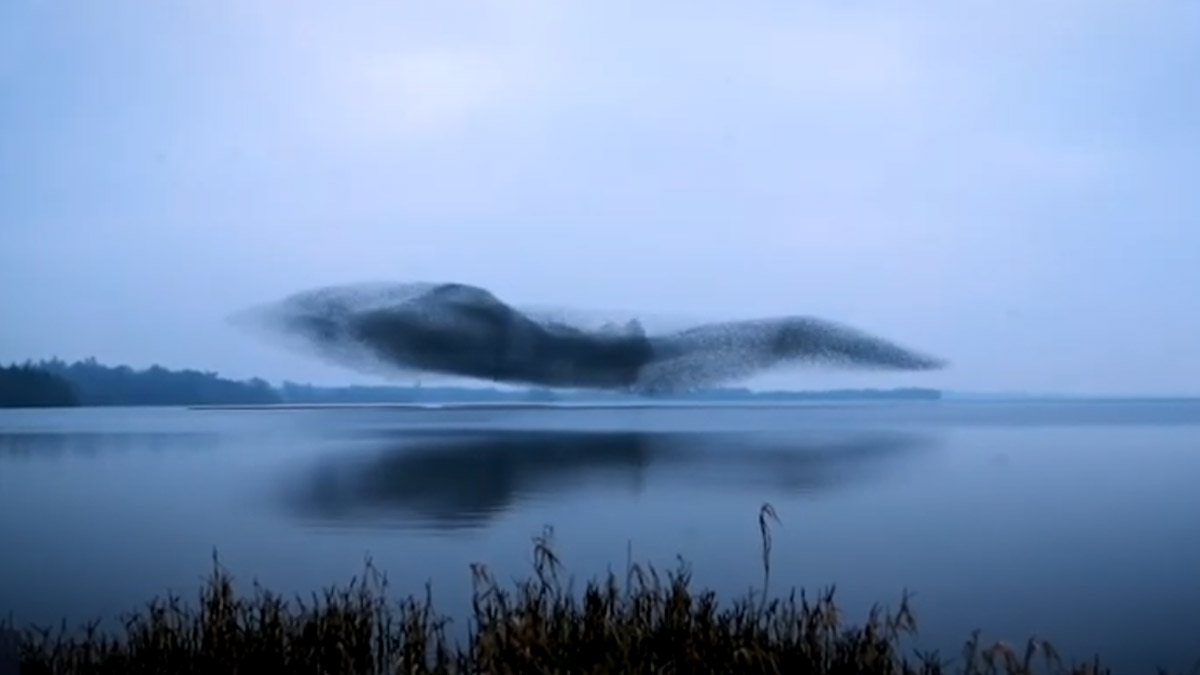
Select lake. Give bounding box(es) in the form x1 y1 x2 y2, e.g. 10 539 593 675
1 401 1198 672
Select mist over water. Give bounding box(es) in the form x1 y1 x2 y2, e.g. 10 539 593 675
1 402 1199 673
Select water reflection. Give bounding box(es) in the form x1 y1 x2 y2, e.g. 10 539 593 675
283 429 931 530
0 432 220 460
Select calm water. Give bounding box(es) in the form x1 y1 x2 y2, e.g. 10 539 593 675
1 401 1199 672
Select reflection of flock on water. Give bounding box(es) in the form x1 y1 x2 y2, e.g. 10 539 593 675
0 407 935 534
283 429 932 531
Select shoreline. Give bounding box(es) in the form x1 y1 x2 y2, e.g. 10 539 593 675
185 400 927 411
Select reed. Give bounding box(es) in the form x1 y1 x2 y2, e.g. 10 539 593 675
1 504 1166 674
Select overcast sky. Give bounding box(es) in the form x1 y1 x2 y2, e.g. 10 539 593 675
1 1 1197 394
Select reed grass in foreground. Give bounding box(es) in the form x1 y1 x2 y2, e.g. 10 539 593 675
3 506 1178 674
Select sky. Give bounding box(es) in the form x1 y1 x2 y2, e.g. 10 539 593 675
1 0 1198 394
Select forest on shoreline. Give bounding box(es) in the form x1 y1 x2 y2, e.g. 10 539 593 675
0 358 941 408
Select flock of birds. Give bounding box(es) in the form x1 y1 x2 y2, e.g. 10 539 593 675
234 281 946 395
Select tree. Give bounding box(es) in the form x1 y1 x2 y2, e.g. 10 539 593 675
0 364 79 408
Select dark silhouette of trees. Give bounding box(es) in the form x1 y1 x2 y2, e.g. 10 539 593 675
0 363 80 408
36 358 280 406
2 357 941 408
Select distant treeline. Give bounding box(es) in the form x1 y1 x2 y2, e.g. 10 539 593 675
0 358 940 408
0 363 79 408
0 359 280 408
